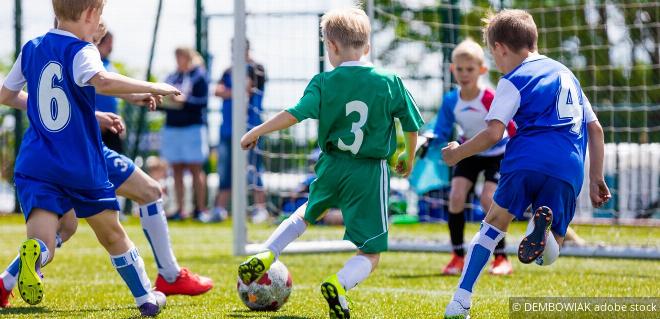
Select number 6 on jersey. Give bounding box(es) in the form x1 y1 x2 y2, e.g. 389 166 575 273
338 100 368 155
38 61 71 132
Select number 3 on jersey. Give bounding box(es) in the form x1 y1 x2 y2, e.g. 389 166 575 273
38 62 71 132
556 71 583 135
338 100 368 155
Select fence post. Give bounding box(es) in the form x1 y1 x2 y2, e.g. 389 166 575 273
13 0 22 214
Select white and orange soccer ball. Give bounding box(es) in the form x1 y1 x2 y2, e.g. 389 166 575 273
237 260 292 311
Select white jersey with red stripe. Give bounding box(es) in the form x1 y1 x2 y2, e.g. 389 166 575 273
433 87 516 157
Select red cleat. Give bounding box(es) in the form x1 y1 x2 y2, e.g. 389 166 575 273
0 278 13 308
442 253 465 276
155 268 213 296
489 255 513 275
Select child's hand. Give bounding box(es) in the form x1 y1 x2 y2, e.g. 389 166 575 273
589 179 611 208
95 111 125 134
151 83 181 96
395 152 414 178
126 93 159 111
240 132 259 150
441 141 461 166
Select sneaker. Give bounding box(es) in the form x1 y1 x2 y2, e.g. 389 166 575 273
442 253 465 276
199 207 228 223
0 278 12 308
444 299 470 319
17 239 44 305
320 274 350 319
238 251 275 285
155 268 213 296
250 207 270 224
139 290 166 317
489 255 513 275
518 206 553 264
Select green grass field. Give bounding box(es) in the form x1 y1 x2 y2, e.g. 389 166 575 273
0 214 658 318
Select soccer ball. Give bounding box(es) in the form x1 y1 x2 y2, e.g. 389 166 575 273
237 260 292 311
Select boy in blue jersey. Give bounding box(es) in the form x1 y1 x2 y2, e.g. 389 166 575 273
441 10 611 319
0 0 180 316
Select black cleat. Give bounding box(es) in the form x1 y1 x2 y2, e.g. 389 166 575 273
518 206 553 264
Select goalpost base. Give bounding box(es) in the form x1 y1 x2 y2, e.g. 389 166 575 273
245 239 660 260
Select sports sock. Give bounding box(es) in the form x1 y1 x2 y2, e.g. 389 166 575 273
264 213 307 259
35 238 49 267
139 199 180 283
336 255 372 291
0 257 19 290
537 232 560 266
111 247 155 306
453 221 505 308
494 238 507 258
447 211 466 256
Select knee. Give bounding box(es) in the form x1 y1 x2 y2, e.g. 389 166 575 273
97 227 128 250
58 219 78 242
448 190 467 212
143 178 163 203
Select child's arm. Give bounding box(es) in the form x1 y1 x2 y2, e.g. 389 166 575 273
442 120 505 166
241 111 298 150
395 131 418 177
89 71 180 97
586 120 611 208
0 86 27 110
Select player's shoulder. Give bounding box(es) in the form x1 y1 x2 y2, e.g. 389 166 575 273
504 55 567 88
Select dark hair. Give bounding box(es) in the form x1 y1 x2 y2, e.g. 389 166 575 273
483 9 537 52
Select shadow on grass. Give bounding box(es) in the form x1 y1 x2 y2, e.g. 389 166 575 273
0 306 50 315
229 309 312 319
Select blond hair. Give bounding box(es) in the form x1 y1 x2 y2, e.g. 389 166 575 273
451 38 485 65
483 9 537 52
321 7 371 49
52 0 105 22
175 47 204 68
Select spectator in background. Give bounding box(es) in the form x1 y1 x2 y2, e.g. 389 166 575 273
208 40 268 223
95 31 124 153
161 47 210 221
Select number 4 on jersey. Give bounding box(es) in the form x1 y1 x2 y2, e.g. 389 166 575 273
556 71 583 135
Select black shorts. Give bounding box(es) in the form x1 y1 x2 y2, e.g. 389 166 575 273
102 130 124 154
453 154 503 184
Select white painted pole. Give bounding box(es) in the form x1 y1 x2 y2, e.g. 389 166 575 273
367 0 375 62
232 0 247 256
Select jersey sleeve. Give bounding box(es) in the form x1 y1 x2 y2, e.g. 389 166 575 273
393 77 424 132
72 44 105 87
432 91 457 142
582 91 598 123
286 74 322 121
484 78 521 125
3 53 26 91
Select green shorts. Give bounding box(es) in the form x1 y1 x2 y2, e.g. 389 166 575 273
304 152 390 253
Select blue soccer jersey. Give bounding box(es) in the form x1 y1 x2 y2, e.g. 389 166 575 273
485 55 597 194
6 29 110 189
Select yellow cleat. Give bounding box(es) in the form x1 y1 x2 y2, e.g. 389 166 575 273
18 239 44 305
320 274 350 319
238 250 275 284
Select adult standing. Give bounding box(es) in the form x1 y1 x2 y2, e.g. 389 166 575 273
161 48 210 220
210 40 268 223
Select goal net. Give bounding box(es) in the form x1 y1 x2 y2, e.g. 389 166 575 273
220 0 659 259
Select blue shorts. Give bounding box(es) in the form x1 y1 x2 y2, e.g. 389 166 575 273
218 137 263 190
493 170 576 237
14 173 120 220
161 125 209 164
104 145 136 189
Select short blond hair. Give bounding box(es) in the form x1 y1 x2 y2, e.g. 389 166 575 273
52 0 106 22
451 39 485 65
483 9 537 52
175 47 205 67
321 7 371 49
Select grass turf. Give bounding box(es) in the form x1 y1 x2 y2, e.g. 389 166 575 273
0 214 658 318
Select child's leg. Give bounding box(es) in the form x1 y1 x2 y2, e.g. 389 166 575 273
85 210 156 307
336 251 378 291
263 204 309 259
447 177 472 257
452 202 512 308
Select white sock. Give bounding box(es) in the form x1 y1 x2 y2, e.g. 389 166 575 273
536 232 560 266
264 213 307 259
1 256 19 290
110 247 155 306
336 255 372 291
454 221 505 308
139 199 181 283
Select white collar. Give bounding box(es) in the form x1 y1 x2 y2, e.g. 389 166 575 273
339 61 373 67
48 28 81 40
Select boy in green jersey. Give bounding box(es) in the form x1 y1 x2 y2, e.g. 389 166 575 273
238 7 423 319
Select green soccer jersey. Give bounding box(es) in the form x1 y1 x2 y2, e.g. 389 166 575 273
286 62 424 159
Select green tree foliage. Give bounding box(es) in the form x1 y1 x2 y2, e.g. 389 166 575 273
373 0 658 142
